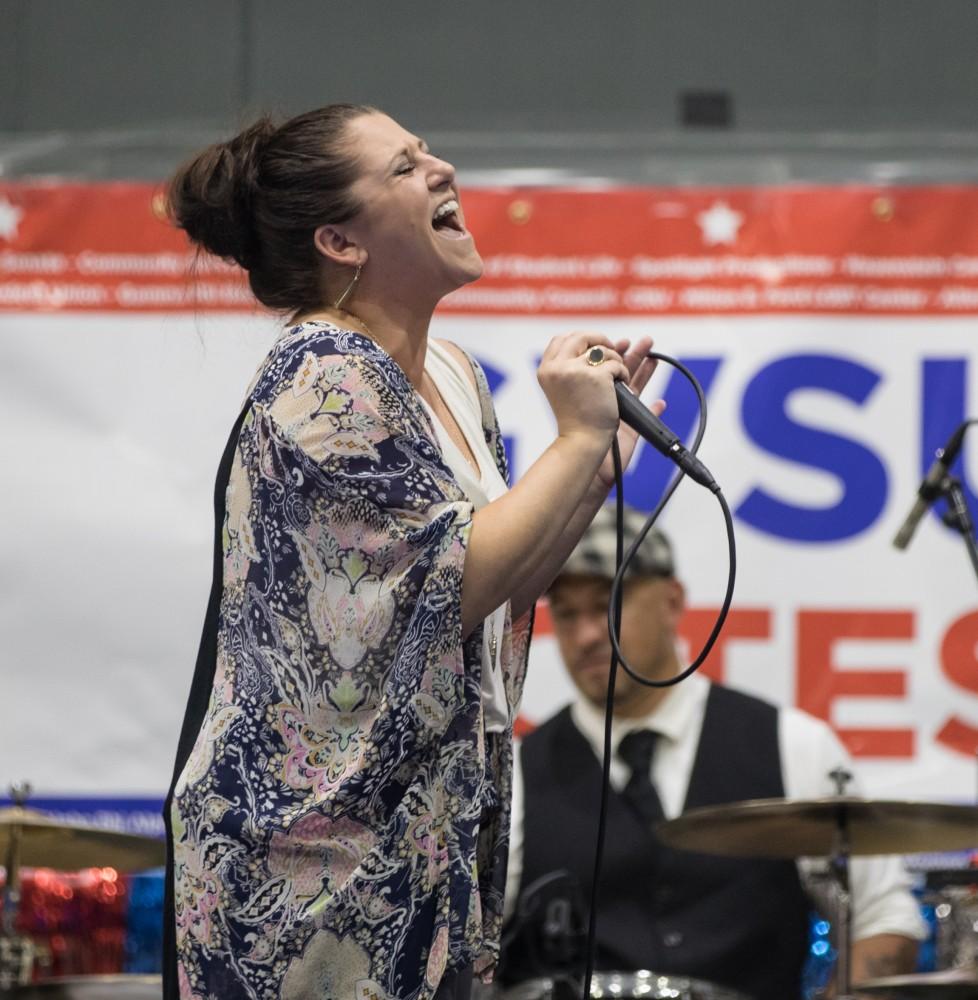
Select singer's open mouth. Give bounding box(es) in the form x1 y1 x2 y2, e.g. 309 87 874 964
431 198 468 240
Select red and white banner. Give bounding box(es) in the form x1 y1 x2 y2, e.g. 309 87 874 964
5 184 978 315
2 182 977 823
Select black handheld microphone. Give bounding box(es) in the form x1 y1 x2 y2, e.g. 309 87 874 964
614 382 718 492
892 422 969 550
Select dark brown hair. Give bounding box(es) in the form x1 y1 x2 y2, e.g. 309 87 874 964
168 103 375 315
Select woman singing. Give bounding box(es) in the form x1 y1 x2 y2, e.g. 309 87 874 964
163 103 658 1000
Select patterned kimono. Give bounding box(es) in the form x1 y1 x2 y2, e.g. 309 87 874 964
164 322 532 1000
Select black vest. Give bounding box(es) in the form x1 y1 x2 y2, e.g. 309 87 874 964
504 685 810 1000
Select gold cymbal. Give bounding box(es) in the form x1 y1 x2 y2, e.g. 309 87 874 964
0 807 165 872
655 797 978 858
853 967 978 998
9 975 163 998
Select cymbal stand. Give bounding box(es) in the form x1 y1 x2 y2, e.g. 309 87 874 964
831 808 854 998
828 768 855 1000
0 782 35 989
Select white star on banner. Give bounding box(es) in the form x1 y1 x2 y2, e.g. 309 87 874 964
0 196 24 241
696 200 744 246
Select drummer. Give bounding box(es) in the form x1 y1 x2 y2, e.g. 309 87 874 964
499 504 926 1000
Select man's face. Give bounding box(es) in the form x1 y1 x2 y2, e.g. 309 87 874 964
547 573 685 716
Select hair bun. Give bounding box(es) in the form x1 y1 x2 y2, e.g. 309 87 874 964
168 116 277 269
166 103 372 315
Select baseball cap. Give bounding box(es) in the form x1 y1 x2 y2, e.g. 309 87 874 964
554 504 675 584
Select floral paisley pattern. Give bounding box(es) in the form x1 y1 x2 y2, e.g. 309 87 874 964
167 323 532 1000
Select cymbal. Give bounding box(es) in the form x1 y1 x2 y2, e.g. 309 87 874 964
0 807 165 872
10 975 162 998
655 797 978 858
853 967 978 998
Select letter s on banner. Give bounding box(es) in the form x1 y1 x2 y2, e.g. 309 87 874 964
936 609 978 757
737 354 888 542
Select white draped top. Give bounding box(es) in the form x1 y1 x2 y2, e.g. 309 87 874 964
421 339 511 732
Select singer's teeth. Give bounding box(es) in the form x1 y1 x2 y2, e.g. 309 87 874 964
432 199 462 232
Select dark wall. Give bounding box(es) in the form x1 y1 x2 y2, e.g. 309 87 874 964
4 0 978 136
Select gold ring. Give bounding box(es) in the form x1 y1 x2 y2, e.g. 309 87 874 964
586 347 605 366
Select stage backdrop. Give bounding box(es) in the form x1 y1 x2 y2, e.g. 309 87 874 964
2 182 977 836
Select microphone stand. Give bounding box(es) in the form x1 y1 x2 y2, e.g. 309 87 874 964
830 812 854 1000
938 475 978 586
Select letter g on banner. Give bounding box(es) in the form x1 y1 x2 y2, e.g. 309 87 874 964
737 354 888 542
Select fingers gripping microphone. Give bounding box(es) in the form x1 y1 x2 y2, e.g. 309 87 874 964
614 382 718 492
893 422 969 550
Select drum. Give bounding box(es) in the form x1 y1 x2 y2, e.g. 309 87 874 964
10 976 162 998
504 971 750 1000
589 971 749 1000
924 870 978 970
503 979 570 1000
853 967 978 999
0 935 36 989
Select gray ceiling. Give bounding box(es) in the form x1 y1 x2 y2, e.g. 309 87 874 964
3 0 978 183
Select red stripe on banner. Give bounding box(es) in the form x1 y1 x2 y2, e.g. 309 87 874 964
5 182 978 314
0 182 250 312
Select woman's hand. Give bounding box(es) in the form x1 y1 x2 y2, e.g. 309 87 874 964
467 332 660 629
536 332 630 451
595 335 663 489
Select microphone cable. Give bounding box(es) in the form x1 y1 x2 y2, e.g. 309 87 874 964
580 351 737 1000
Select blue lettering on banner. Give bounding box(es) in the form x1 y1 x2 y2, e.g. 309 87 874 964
737 354 888 542
922 358 978 530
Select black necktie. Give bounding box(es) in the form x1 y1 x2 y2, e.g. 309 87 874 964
618 729 665 824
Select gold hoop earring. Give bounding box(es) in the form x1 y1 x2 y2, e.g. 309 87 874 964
333 263 362 310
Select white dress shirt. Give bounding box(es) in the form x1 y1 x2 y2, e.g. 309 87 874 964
506 672 927 942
